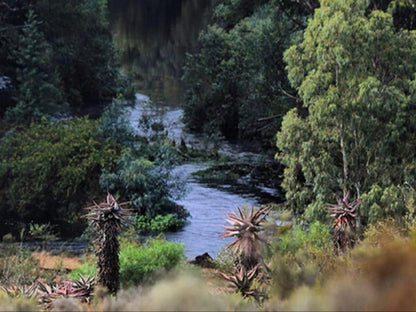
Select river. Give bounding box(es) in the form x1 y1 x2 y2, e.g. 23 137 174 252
127 94 280 258
110 1 281 258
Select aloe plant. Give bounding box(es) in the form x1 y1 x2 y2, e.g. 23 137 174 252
328 191 361 253
38 279 93 310
220 206 271 268
219 264 263 300
0 282 39 299
85 193 131 294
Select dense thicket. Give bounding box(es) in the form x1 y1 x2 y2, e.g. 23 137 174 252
0 98 186 237
277 0 416 226
182 0 302 148
0 1 185 237
0 117 120 236
0 0 130 120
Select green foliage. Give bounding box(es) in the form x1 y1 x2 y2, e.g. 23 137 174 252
69 239 185 287
0 0 129 118
33 0 123 108
183 2 297 147
6 10 66 125
100 147 184 218
276 221 332 254
27 223 59 241
135 214 185 234
277 0 416 225
268 221 416 311
213 0 267 29
0 117 119 235
269 221 333 299
119 239 185 287
68 263 96 280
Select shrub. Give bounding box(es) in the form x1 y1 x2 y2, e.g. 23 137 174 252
0 245 40 286
68 263 96 280
269 221 334 299
268 221 416 311
0 117 119 236
119 239 185 287
102 272 254 311
100 148 185 219
135 214 185 234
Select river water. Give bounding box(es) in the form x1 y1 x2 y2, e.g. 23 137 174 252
110 1 280 258
128 94 280 259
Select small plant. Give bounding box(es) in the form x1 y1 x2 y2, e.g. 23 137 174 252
0 283 39 299
0 245 40 286
220 206 271 268
68 263 96 280
38 278 93 309
85 193 131 294
219 264 264 301
119 239 185 287
328 191 361 254
28 223 59 241
135 214 185 233
72 275 95 298
219 206 271 304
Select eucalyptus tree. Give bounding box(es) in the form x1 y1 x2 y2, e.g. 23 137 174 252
277 0 416 228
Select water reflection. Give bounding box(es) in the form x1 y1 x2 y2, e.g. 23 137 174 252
108 0 213 103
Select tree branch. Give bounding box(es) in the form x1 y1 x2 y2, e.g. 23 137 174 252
0 20 43 33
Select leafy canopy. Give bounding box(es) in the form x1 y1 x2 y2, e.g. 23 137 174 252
0 117 119 234
277 0 416 224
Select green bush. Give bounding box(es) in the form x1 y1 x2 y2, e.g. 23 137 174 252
135 214 186 234
0 117 119 236
119 239 185 287
100 148 184 218
268 221 334 299
277 221 332 254
68 262 96 280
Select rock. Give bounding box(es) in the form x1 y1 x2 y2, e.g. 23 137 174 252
189 252 216 268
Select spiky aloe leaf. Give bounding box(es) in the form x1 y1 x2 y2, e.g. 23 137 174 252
328 191 360 230
328 191 361 253
0 282 39 299
219 264 261 299
220 206 271 267
38 276 95 309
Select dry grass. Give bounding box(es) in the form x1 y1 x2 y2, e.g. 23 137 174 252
32 251 82 271
266 221 416 311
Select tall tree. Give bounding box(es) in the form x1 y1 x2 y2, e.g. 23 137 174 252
277 0 416 227
183 1 299 147
34 0 120 109
6 9 66 124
